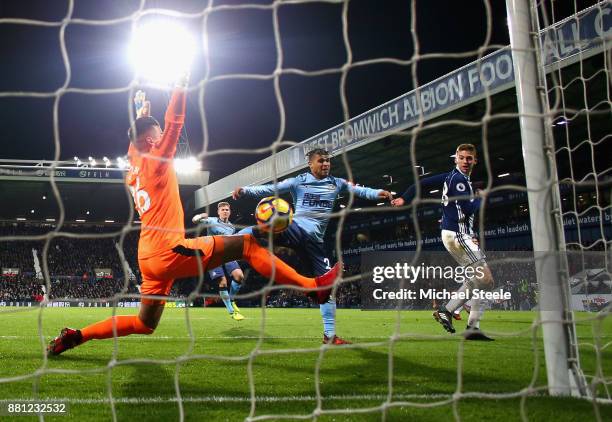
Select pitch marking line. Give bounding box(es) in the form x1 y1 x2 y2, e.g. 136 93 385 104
0 394 451 404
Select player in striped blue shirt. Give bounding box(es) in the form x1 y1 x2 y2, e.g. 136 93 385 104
234 148 393 344
192 202 246 321
392 144 494 340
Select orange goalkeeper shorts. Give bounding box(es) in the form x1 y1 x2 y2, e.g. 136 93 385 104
138 236 224 305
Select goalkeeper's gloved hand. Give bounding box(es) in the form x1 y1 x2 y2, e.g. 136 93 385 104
134 90 150 118
175 69 191 89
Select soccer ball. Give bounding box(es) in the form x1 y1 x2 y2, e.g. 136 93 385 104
255 197 293 233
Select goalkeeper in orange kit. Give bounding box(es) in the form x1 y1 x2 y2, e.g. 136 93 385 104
47 72 339 356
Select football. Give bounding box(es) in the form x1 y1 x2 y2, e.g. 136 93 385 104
255 196 293 233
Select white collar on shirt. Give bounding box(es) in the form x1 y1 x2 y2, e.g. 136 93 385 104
455 166 471 180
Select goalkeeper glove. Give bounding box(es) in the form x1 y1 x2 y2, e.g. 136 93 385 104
175 69 191 89
134 90 150 118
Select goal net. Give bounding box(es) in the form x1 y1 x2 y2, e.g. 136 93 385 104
0 0 610 420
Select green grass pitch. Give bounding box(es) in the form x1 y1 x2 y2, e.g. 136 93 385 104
0 307 609 421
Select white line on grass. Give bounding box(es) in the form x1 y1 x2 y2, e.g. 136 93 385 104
0 393 452 404
2 393 609 406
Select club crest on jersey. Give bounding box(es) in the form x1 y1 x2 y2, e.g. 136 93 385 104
456 183 466 192
326 184 335 190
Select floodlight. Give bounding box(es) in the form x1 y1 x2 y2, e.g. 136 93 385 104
128 20 196 85
174 156 200 173
117 157 127 169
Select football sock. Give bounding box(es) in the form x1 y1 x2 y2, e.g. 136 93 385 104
467 298 484 329
229 279 242 300
242 235 316 289
81 315 153 342
445 283 470 313
320 299 336 337
220 289 234 314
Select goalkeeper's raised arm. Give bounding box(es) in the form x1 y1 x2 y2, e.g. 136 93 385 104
128 71 190 160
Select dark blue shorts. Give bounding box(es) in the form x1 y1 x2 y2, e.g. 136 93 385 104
208 260 241 281
239 222 332 276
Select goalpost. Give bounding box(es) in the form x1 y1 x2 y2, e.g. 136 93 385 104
505 0 589 397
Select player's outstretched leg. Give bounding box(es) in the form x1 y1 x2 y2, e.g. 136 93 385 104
47 328 83 356
47 304 161 356
234 235 339 304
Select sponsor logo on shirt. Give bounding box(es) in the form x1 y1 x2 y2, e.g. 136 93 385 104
302 193 333 208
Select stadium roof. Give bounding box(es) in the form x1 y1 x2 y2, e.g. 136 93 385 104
195 2 610 215
0 2 608 226
0 178 202 224
202 51 608 227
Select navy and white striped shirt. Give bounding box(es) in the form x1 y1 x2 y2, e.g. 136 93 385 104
441 167 480 234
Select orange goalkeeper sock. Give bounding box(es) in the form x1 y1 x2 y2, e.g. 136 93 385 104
80 315 153 343
242 234 316 289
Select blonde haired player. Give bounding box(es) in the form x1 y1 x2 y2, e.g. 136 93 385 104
192 202 246 321
392 144 494 340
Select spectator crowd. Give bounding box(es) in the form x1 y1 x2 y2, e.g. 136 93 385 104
0 221 608 309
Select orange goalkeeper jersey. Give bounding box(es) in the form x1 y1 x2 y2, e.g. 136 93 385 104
126 89 187 260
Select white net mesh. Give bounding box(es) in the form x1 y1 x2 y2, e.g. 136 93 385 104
0 0 610 420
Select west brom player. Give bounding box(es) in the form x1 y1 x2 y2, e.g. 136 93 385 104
192 202 246 321
233 148 393 345
392 144 494 340
392 171 470 322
